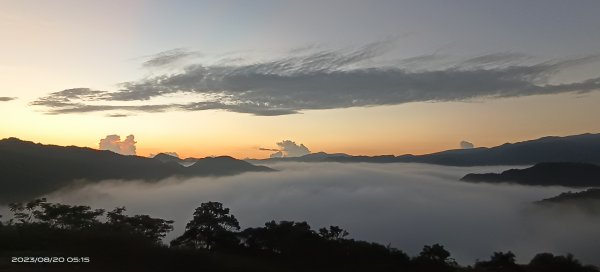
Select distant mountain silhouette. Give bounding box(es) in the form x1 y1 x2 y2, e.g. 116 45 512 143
187 156 274 176
153 153 202 166
298 152 351 160
151 153 275 175
535 188 600 214
252 133 600 166
247 151 351 163
460 162 600 187
537 188 600 203
0 138 274 203
153 152 185 163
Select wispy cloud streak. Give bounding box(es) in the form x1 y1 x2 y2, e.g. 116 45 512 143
142 48 202 68
32 43 600 116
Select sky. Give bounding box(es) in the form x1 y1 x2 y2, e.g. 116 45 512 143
1 0 600 159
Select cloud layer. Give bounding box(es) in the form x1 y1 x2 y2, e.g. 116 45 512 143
98 134 137 155
460 140 475 149
0 97 17 102
44 162 600 266
32 43 600 116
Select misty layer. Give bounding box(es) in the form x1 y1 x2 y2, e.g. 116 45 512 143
42 162 600 266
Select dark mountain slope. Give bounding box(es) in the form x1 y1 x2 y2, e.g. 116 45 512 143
188 156 274 176
460 162 600 187
246 152 351 164
0 138 274 203
535 188 600 214
153 153 185 164
537 188 600 203
403 133 600 166
249 133 600 166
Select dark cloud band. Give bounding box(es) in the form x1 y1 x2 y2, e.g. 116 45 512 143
31 46 600 116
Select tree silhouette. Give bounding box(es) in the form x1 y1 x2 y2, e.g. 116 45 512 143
35 202 105 229
107 206 174 243
475 251 522 272
318 225 349 241
3 199 600 272
528 253 599 272
418 244 454 263
171 201 240 250
7 198 47 224
8 198 104 229
413 243 458 272
241 220 319 256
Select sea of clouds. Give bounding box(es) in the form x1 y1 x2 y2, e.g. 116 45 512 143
42 162 600 265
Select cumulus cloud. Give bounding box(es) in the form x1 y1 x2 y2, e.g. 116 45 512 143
44 162 600 266
460 140 475 149
31 42 600 116
0 97 17 102
277 140 310 157
262 140 311 158
98 134 137 155
142 48 202 68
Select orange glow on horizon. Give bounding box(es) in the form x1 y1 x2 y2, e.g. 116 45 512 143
2 93 600 160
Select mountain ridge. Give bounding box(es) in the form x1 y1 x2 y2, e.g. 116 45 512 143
0 138 274 203
460 162 600 187
537 188 600 203
248 133 600 166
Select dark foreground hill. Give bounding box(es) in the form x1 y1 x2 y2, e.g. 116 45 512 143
252 133 600 166
0 138 274 203
535 189 600 215
1 199 598 272
538 188 600 203
460 162 600 187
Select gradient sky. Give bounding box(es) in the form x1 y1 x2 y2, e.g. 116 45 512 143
1 0 599 158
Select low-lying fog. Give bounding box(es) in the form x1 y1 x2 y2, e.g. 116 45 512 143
39 163 600 265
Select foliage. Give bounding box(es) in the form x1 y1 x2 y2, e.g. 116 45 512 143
241 220 320 255
412 243 458 272
1 200 599 272
474 251 522 272
170 201 240 250
318 225 349 240
107 206 174 243
5 199 172 244
528 253 599 272
8 198 104 229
